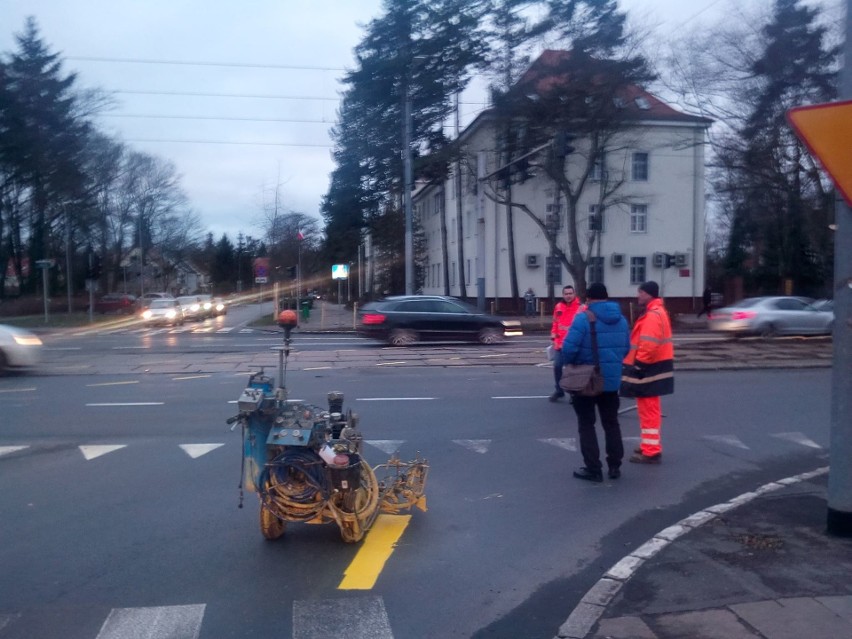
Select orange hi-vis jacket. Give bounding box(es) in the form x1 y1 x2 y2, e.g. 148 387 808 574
551 297 580 349
621 298 674 397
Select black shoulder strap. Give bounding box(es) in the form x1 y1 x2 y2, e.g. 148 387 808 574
585 310 600 369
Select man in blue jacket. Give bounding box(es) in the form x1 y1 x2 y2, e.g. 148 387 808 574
561 282 630 482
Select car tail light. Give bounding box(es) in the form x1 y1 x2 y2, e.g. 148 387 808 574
361 313 386 325
731 311 757 320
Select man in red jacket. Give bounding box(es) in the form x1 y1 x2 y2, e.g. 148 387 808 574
550 284 581 402
621 281 674 463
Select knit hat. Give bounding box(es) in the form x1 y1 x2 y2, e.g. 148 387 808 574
586 282 609 300
639 281 660 298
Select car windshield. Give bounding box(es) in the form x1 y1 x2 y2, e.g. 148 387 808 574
733 298 765 308
149 300 173 309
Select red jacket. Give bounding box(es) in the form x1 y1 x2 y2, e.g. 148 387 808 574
551 297 580 349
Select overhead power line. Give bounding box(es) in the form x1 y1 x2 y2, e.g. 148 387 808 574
111 89 340 101
124 138 333 147
105 113 337 124
68 56 345 72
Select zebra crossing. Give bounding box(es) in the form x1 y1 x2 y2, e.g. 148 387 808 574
0 597 395 639
0 430 826 463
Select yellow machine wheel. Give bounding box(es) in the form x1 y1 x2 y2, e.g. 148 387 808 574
259 503 286 540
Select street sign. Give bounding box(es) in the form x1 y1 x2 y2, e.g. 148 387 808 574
255 276 268 284
787 100 852 206
332 264 349 280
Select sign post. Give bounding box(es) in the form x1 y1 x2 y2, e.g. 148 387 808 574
35 259 52 324
787 11 852 535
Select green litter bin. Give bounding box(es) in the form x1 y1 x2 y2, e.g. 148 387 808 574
300 300 310 321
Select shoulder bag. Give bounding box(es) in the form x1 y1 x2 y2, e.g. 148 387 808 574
559 311 605 396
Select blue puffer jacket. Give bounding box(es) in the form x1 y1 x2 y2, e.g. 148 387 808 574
561 300 630 392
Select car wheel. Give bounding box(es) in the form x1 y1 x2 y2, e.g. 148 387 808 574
759 323 777 338
478 327 503 345
0 349 8 375
389 328 417 346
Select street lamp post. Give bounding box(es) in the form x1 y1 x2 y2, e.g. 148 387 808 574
403 79 414 295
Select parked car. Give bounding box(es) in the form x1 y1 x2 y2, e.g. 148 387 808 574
708 296 832 337
177 295 205 321
0 324 43 374
93 293 136 315
357 295 523 345
140 298 184 326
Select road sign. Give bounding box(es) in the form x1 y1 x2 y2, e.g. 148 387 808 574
332 264 349 280
255 276 268 284
787 100 852 206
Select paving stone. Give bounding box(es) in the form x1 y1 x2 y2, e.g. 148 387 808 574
593 616 657 639
557 602 604 639
731 597 852 639
815 595 852 624
654 609 759 638
583 578 623 606
631 537 669 560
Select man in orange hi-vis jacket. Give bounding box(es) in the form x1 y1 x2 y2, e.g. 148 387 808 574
620 281 674 464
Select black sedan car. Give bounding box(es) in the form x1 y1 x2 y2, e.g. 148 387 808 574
357 295 523 346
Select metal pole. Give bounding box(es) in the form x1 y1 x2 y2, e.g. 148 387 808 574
66 206 72 313
404 79 414 295
827 0 852 537
476 152 486 312
42 265 49 324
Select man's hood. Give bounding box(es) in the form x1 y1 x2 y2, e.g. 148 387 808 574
587 300 623 325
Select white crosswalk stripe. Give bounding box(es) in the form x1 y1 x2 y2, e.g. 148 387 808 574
703 435 750 450
539 437 577 452
293 596 393 639
95 604 206 639
772 431 822 449
0 446 29 458
453 439 491 454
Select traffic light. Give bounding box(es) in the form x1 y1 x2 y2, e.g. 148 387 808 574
91 254 102 279
287 266 297 279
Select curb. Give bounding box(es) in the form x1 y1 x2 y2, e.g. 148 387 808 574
554 466 830 639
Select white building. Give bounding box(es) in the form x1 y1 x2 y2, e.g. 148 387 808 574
414 51 712 314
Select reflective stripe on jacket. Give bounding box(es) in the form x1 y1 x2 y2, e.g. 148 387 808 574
621 298 674 397
551 298 580 349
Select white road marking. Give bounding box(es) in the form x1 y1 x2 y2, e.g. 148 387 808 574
95 604 206 639
112 346 148 350
0 446 29 457
44 346 82 351
293 596 392 639
356 397 435 401
0 613 17 631
216 327 235 333
86 381 139 387
79 445 127 460
772 431 822 449
171 374 211 381
0 387 36 393
538 438 577 452
493 395 550 399
86 402 165 407
479 353 509 358
704 435 750 449
367 440 405 454
179 444 225 458
304 366 333 370
453 439 491 454
375 361 408 366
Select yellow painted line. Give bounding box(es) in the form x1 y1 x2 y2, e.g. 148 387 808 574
86 380 140 387
338 514 411 590
171 374 212 381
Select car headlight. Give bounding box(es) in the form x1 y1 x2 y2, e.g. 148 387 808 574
14 334 42 346
166 310 176 319
142 310 153 319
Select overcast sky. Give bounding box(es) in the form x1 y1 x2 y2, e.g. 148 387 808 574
0 0 829 244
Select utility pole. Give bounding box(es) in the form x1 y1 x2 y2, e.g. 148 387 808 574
827 0 852 537
403 77 414 296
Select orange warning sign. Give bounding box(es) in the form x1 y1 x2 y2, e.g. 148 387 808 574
788 100 852 207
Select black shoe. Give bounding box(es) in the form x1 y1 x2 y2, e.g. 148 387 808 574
549 390 565 402
629 452 662 464
608 468 621 479
573 467 603 483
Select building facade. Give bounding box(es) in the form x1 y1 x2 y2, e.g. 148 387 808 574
414 52 712 314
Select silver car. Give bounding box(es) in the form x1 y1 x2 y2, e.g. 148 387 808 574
140 298 185 326
0 324 43 373
709 296 833 337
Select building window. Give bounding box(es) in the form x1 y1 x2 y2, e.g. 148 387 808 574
433 193 442 216
630 257 647 285
466 259 471 285
588 204 605 232
630 204 648 233
587 256 604 284
632 152 649 181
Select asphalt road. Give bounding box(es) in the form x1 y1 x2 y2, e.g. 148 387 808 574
0 341 832 639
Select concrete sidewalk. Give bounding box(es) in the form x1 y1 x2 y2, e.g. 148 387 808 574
557 470 852 639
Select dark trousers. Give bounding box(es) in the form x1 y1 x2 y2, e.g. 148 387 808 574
571 391 623 472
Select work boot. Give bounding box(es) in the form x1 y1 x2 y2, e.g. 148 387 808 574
573 467 603 483
608 467 621 479
629 452 662 464
549 390 565 402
